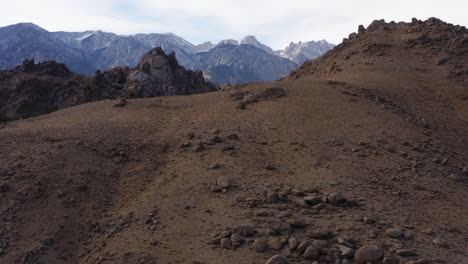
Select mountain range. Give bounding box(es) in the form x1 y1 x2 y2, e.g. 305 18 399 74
0 23 334 84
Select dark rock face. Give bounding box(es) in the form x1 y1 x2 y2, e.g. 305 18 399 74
0 48 217 121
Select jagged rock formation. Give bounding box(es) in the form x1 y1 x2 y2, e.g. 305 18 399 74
0 48 217 121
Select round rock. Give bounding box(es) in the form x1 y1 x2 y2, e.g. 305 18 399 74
354 245 384 264
385 228 403 238
303 246 319 260
253 239 268 252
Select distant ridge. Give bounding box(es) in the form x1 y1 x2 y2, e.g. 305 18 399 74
0 23 334 84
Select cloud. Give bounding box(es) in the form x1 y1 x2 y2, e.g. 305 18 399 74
0 0 466 49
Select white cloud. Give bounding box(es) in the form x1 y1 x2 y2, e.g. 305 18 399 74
0 0 466 49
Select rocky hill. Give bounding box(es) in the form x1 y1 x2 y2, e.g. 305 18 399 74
0 18 466 264
0 48 216 121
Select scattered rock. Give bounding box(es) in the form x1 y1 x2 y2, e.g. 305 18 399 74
288 237 299 250
383 256 400 264
327 193 346 205
396 249 418 257
253 239 268 252
432 238 449 248
209 162 221 169
268 221 292 235
210 185 223 193
239 87 286 109
235 225 256 237
354 245 384 264
216 176 230 188
149 239 158 246
265 255 288 264
264 163 277 170
303 196 322 206
385 228 403 238
220 238 232 249
303 246 320 260
286 218 309 228
231 234 244 249
306 230 331 239
268 239 285 250
113 98 127 107
297 241 311 254
311 239 328 248
338 245 355 258
265 189 279 203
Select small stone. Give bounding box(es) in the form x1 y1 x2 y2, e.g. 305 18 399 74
303 246 320 260
462 166 468 176
421 228 434 235
231 234 244 249
363 217 376 224
286 218 308 228
306 230 331 239
265 255 288 264
269 221 292 235
304 196 322 206
385 228 403 238
227 133 239 140
432 238 449 248
288 237 299 250
235 225 256 237
383 256 400 264
209 162 221 169
327 193 346 205
339 245 355 258
220 238 232 249
149 239 158 246
311 239 328 248
265 189 279 203
297 241 310 254
192 144 204 152
216 176 230 188
113 98 127 107
268 239 285 250
294 197 309 208
211 237 222 245
209 128 220 134
354 245 384 264
220 230 232 238
396 249 418 257
253 239 268 252
290 189 304 196
210 185 223 193
264 163 276 170
210 135 223 144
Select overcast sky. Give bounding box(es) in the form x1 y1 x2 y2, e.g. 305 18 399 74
0 0 466 49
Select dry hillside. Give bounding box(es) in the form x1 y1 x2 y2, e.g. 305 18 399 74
0 18 467 264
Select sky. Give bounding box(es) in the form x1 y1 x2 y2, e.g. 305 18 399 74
0 0 467 50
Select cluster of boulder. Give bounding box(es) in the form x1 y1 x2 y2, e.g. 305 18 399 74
0 47 217 121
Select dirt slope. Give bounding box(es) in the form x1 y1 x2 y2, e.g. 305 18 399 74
0 18 467 264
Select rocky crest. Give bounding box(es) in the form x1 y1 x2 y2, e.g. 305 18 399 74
287 18 468 83
0 48 217 121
